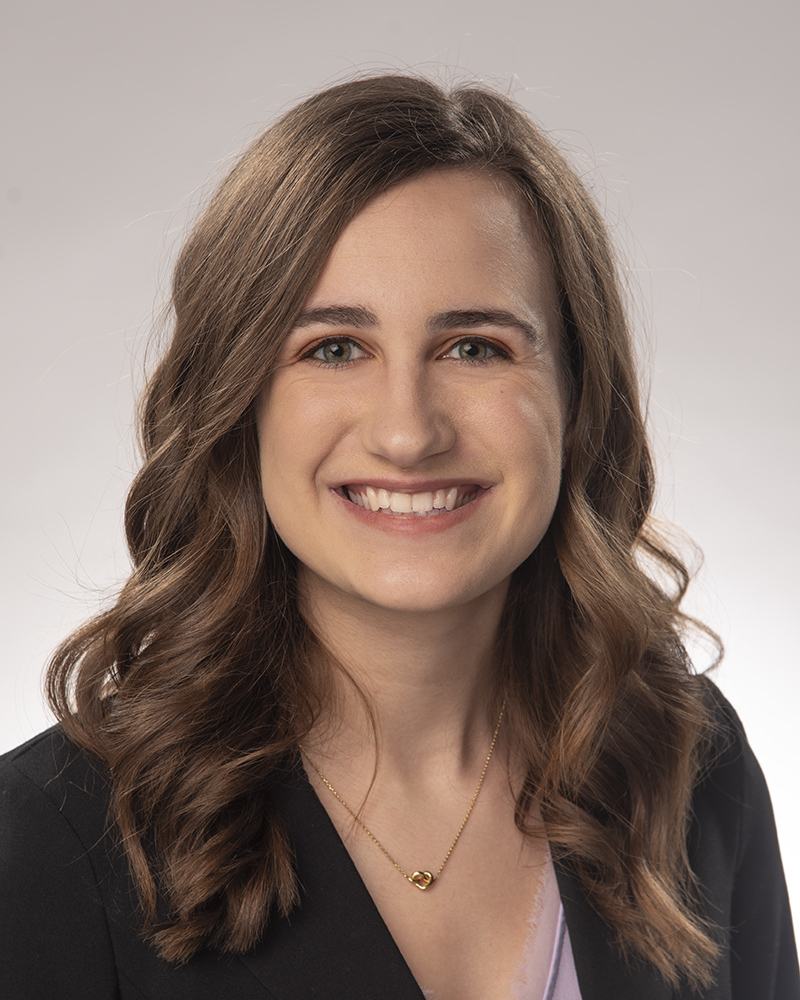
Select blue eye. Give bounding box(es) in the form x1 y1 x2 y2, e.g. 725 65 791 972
306 338 366 364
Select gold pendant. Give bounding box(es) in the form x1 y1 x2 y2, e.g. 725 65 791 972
410 871 433 889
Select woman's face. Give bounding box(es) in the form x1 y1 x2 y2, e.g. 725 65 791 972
256 169 570 617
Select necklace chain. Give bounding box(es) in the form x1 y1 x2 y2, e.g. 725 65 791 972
299 699 506 890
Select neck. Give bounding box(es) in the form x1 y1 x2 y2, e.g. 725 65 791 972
299 574 509 778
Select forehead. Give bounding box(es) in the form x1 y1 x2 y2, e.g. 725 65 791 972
305 168 558 317
334 169 535 254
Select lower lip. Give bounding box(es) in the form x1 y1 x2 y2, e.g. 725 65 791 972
332 488 490 535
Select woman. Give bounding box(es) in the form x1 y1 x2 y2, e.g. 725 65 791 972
0 74 796 1000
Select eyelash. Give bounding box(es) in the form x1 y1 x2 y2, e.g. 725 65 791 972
300 337 369 367
299 335 511 367
442 337 510 364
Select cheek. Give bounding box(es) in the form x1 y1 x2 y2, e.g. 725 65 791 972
256 391 306 516
520 396 565 467
256 422 314 563
259 377 357 452
258 384 318 473
256 383 347 528
493 378 567 475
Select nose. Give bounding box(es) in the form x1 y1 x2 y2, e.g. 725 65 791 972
359 362 456 469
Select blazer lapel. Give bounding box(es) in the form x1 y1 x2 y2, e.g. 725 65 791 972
554 861 675 1000
239 759 425 1000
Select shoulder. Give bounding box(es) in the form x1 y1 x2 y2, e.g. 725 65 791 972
0 727 120 1000
690 675 782 881
690 677 799 999
691 676 777 849
0 724 113 849
1 723 109 791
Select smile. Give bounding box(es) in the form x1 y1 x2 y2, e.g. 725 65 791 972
341 485 480 515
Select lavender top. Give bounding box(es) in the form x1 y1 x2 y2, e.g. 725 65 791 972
422 854 582 1000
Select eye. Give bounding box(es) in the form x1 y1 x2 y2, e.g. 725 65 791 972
443 338 509 362
303 337 367 365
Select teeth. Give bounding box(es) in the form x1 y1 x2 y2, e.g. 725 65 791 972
411 492 433 512
346 487 364 508
389 492 412 513
344 486 480 515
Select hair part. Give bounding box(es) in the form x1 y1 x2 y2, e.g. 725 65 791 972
47 72 721 989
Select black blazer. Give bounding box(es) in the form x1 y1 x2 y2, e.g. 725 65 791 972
1 684 797 1000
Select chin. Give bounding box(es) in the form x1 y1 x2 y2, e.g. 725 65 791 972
306 563 511 619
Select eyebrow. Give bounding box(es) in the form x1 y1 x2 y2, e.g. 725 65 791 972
293 305 378 329
428 309 537 342
293 305 537 342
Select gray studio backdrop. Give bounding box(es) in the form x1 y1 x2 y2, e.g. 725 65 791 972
3 0 797 917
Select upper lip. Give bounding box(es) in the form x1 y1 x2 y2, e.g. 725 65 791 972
333 478 492 492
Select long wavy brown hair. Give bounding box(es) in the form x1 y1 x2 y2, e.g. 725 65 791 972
47 74 721 989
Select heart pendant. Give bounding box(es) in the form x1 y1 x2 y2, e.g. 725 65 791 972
410 871 433 890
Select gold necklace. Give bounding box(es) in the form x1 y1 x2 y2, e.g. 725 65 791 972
299 699 506 890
